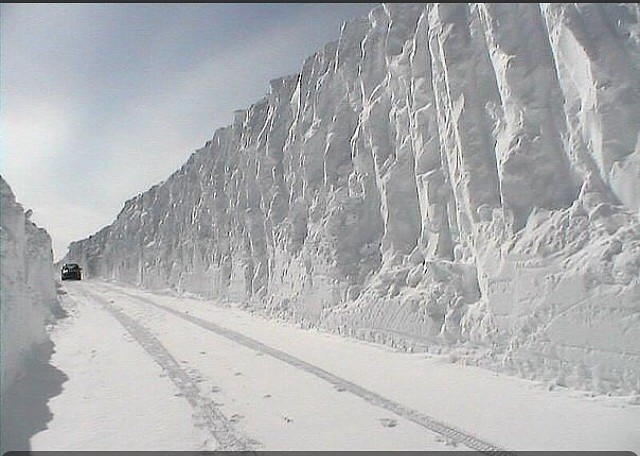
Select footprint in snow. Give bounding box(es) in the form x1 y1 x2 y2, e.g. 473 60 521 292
380 418 397 428
435 435 457 447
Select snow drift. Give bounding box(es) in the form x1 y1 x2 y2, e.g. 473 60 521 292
0 176 61 394
64 3 640 394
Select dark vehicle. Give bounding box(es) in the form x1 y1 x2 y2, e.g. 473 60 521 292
61 263 82 281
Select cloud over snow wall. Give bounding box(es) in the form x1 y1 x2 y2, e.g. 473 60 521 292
66 4 640 394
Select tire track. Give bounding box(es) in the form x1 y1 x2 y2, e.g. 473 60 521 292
74 286 257 451
98 282 515 455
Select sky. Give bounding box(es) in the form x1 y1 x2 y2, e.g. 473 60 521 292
1 3 378 261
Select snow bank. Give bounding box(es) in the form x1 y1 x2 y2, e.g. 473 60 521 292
1 176 61 394
64 3 640 395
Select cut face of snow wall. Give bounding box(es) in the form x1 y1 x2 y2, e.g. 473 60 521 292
65 3 640 394
0 176 60 394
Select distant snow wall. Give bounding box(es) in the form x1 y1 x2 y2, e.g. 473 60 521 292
65 3 640 394
0 176 61 394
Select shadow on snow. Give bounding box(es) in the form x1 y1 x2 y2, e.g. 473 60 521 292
1 339 69 453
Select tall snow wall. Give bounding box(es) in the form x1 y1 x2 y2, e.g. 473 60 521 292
65 3 640 394
0 176 60 394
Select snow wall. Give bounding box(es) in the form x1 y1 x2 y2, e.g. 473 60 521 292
1 176 60 394
65 3 640 395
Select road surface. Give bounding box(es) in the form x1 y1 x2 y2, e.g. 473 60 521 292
27 280 640 452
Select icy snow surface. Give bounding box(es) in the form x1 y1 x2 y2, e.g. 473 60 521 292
65 3 640 395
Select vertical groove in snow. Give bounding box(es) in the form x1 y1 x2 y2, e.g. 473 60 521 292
64 3 640 396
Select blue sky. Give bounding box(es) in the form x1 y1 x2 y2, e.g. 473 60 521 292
1 3 377 260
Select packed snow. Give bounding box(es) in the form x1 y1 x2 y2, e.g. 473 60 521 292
29 280 640 452
64 3 640 396
27 285 216 452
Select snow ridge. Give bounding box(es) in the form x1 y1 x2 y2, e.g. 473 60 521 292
65 3 640 394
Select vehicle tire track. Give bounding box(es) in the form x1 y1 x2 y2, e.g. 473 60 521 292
98 283 515 455
74 286 257 451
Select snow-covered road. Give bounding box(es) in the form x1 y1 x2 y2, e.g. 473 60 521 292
30 280 640 452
